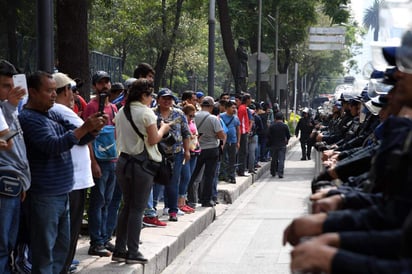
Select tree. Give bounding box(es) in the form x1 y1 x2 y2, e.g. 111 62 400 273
363 0 382 41
56 0 91 99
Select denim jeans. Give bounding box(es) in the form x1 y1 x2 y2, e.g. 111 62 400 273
29 193 70 274
153 151 184 214
0 195 20 274
179 155 197 197
88 161 116 246
248 135 258 171
143 188 157 217
115 156 154 257
212 161 221 200
237 133 249 174
106 181 122 239
221 143 237 180
270 146 287 176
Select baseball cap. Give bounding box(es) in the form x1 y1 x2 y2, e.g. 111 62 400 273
158 88 177 101
92 71 110 85
0 60 18 76
53 72 73 89
201 96 214 106
196 91 205 99
124 77 137 88
111 82 124 91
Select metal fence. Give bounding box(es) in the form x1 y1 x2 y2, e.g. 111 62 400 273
89 51 122 83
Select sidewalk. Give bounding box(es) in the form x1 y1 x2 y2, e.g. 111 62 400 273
76 137 300 274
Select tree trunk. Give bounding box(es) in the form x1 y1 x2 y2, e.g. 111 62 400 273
154 0 184 92
216 0 238 85
56 0 90 100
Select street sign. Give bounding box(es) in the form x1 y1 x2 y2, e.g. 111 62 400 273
309 44 344 50
308 27 346 51
309 35 345 43
309 27 345 35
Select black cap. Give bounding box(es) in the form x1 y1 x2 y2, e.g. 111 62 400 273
0 60 18 76
92 71 110 85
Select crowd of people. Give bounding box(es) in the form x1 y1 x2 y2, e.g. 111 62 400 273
285 30 412 274
0 58 293 273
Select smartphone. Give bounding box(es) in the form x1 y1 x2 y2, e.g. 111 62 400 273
13 74 28 93
0 130 18 142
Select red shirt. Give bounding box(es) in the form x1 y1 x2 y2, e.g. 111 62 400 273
238 104 250 134
82 97 117 125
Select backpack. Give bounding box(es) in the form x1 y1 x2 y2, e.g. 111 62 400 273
93 125 117 160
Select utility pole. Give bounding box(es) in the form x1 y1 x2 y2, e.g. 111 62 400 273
37 0 54 72
256 0 262 100
208 0 216 98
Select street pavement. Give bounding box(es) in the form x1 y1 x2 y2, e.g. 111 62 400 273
75 137 315 274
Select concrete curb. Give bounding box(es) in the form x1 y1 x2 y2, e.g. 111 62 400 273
77 137 299 273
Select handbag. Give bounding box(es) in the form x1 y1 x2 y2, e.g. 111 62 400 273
0 173 22 197
92 125 117 160
123 105 172 185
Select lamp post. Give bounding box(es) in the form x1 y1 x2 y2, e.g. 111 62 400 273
37 0 54 72
256 0 262 100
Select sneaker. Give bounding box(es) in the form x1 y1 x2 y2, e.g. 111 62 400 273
169 212 178 222
126 251 148 264
68 264 77 273
177 208 185 215
228 178 236 184
179 205 195 213
104 241 115 252
142 216 167 227
71 259 80 266
112 251 128 263
162 208 169 216
88 245 111 257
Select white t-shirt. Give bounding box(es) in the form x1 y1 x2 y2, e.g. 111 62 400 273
0 108 8 131
51 103 94 190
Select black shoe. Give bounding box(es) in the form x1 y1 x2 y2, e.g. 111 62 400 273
105 241 115 252
307 157 311 160
278 175 283 178
88 245 111 257
248 170 257 174
112 251 128 263
126 251 148 264
229 178 236 184
201 201 216 207
300 158 306 161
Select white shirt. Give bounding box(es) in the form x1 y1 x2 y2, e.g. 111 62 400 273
51 103 94 190
0 108 8 131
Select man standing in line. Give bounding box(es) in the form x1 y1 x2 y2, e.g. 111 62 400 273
0 60 31 274
267 112 290 178
18 71 104 273
51 72 95 274
237 93 252 176
82 71 118 257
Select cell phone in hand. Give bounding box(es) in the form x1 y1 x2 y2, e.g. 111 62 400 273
13 74 28 92
0 130 18 142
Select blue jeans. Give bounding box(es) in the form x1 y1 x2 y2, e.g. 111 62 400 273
106 180 122 240
179 155 197 197
270 146 286 176
153 151 184 214
143 188 157 217
221 143 237 180
0 195 20 274
29 193 70 274
88 161 116 246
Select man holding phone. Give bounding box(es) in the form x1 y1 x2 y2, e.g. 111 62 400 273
0 59 31 274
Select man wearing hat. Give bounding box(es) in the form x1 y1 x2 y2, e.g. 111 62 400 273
51 72 95 273
187 96 226 207
109 82 125 107
0 60 31 274
83 71 119 257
